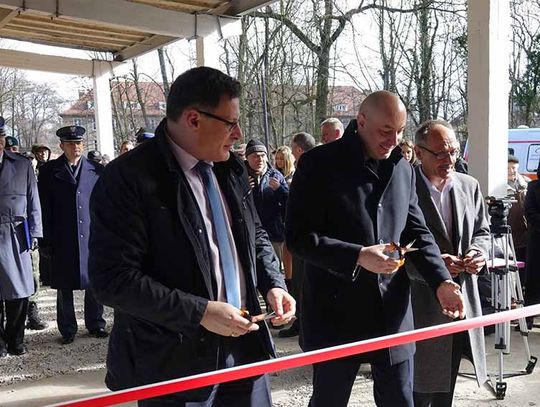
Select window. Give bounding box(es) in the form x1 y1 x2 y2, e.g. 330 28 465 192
74 118 82 126
158 101 166 110
131 101 141 109
86 101 94 109
334 104 347 112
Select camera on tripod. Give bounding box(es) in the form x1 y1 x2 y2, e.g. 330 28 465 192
484 195 536 399
485 196 517 233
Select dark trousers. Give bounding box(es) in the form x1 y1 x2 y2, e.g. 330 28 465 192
138 334 272 407
309 356 414 407
56 289 105 338
413 332 468 407
291 255 305 331
0 298 29 350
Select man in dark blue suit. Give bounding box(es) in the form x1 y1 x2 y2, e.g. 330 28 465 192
286 91 465 407
89 67 295 407
38 126 107 345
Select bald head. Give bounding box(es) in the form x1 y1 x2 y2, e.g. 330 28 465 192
356 91 407 160
359 91 406 116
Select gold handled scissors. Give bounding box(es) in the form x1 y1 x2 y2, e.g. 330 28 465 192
388 240 419 267
240 309 276 323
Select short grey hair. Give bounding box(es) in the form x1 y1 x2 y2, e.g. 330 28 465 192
415 119 453 146
292 132 316 153
321 117 344 134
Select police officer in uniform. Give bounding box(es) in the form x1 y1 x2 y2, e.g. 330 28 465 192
0 117 42 356
38 126 108 344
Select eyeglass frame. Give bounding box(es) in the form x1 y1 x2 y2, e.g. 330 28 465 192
196 109 240 132
417 144 460 160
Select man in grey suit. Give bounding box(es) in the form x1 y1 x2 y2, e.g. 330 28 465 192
407 119 489 406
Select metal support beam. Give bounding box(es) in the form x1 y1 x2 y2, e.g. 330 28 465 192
92 60 115 159
467 0 510 197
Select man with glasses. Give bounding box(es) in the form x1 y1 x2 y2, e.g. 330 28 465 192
89 67 294 407
410 119 489 406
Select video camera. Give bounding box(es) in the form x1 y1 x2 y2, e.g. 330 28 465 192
485 196 517 228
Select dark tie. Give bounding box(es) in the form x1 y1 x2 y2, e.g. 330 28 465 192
194 161 241 308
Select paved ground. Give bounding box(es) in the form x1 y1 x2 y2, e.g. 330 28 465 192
1 288 540 406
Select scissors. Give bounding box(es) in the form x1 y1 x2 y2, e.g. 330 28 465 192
240 309 276 323
388 240 419 267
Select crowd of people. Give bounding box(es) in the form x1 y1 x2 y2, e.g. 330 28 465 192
0 66 539 407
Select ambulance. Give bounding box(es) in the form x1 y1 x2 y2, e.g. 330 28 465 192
508 127 540 180
463 127 540 180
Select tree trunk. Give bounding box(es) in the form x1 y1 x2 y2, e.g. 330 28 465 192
157 48 170 97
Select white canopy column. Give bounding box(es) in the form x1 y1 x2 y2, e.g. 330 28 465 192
92 60 115 159
467 0 510 197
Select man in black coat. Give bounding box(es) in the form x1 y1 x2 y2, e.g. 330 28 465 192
286 91 465 407
89 67 295 407
38 126 107 345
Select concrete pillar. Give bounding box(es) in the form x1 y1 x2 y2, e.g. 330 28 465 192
467 0 510 197
92 60 115 159
195 32 222 69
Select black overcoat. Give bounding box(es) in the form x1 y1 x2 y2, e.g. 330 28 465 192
88 119 285 401
38 155 103 289
286 120 450 365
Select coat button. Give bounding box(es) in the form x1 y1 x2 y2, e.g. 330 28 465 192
198 228 203 234
79 220 83 224
78 206 82 209
77 191 81 194
377 203 382 208
80 234 84 238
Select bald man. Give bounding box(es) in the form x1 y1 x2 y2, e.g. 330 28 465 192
320 117 344 144
286 91 464 407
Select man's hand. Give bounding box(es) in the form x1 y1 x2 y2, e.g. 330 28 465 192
266 287 296 326
462 250 486 275
357 244 401 274
441 253 465 277
248 176 256 190
200 301 259 337
436 280 465 319
268 177 280 191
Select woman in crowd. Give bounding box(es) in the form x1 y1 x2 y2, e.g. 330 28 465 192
274 145 295 291
399 139 418 165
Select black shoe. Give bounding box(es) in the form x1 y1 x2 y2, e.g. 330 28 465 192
26 301 48 330
62 335 75 345
0 348 7 357
89 328 109 338
8 344 27 356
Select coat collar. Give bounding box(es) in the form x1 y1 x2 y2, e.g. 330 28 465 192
341 119 403 172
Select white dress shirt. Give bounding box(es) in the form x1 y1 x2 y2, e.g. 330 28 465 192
419 167 454 240
167 136 246 307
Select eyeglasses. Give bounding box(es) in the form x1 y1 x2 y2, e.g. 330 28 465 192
196 110 240 132
418 145 460 160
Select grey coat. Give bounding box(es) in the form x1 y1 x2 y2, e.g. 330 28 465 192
407 168 489 392
0 151 42 300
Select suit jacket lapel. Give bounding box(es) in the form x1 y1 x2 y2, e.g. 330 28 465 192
415 166 454 252
54 155 77 185
450 176 466 256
